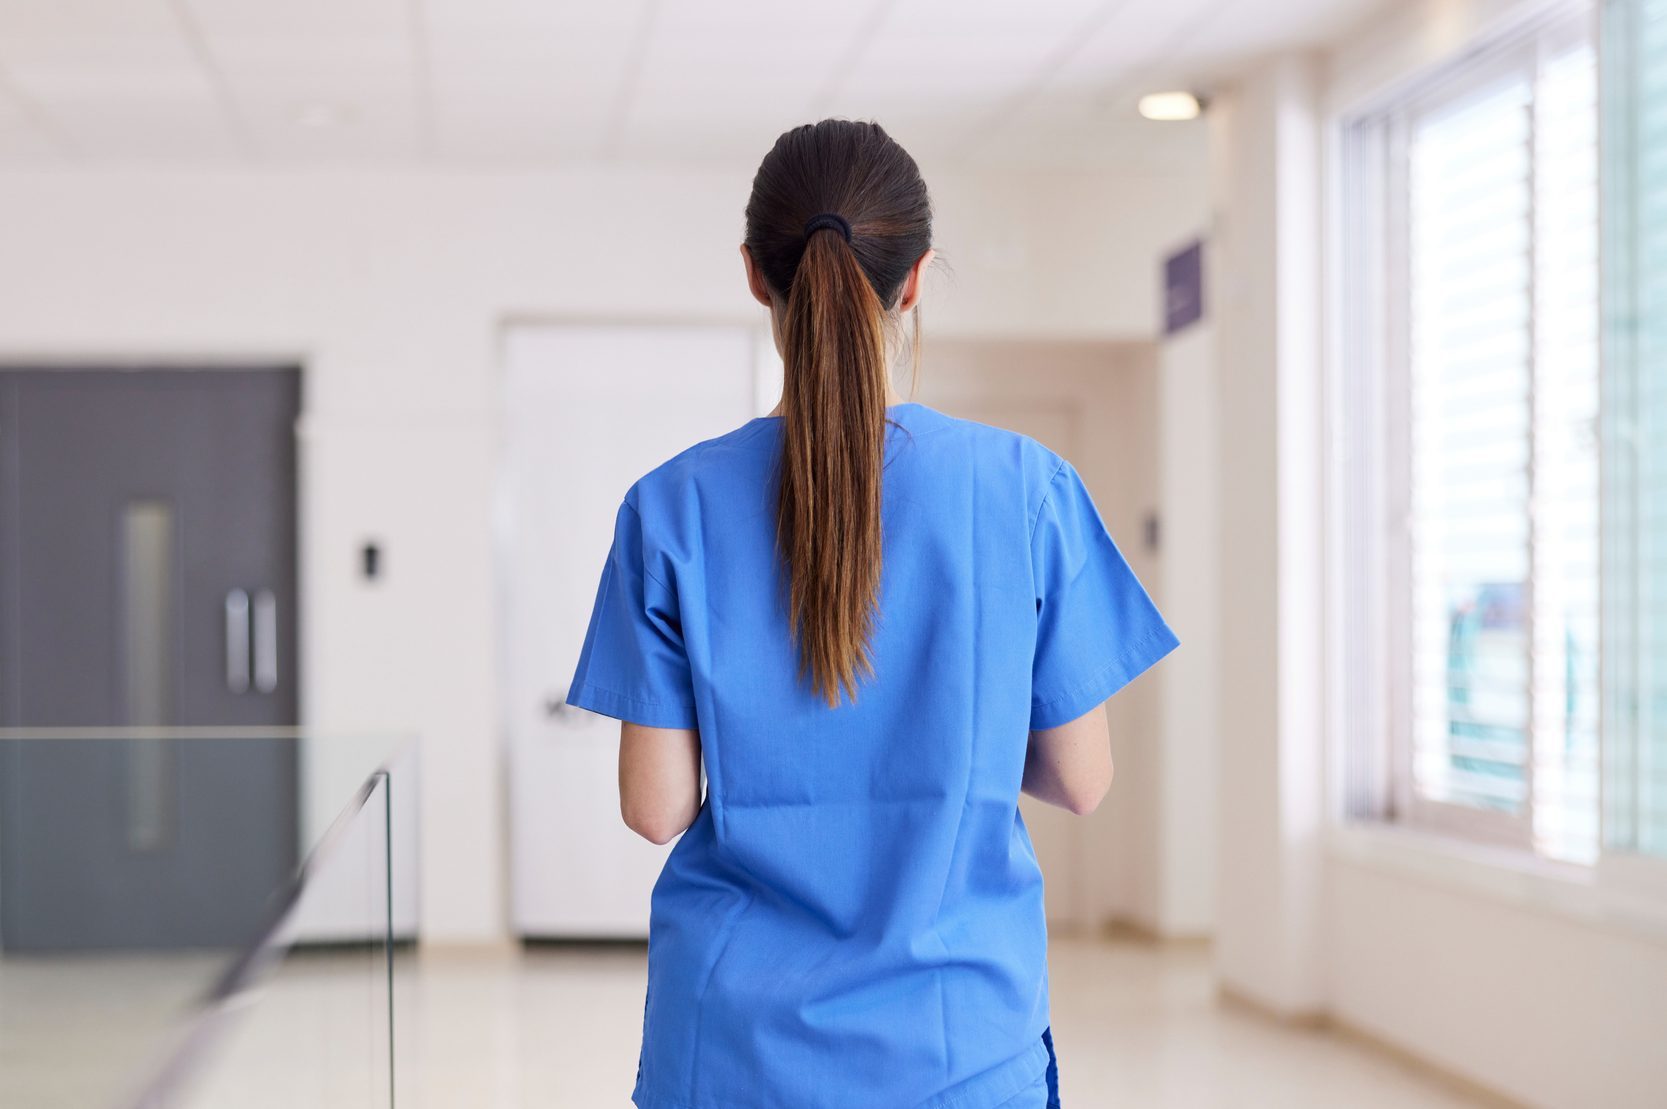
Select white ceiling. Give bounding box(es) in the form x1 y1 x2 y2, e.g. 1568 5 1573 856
0 0 1385 172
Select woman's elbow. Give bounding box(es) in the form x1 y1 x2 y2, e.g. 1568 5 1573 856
1065 761 1114 816
622 806 678 845
621 797 694 844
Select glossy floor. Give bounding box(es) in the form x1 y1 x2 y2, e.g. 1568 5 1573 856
4 936 1496 1108
385 936 1488 1109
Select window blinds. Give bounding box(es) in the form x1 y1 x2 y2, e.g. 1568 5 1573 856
1532 40 1602 862
1405 30 1600 862
1408 74 1537 820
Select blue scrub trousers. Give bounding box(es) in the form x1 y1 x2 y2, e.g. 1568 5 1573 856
998 1026 1062 1108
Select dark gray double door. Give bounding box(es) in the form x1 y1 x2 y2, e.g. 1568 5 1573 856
0 369 300 950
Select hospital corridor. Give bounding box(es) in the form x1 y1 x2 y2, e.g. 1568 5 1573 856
0 0 1662 1106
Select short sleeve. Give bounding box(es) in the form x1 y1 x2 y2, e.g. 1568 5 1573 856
1028 458 1179 731
564 498 700 730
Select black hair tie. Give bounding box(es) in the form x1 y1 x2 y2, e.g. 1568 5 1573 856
803 212 852 242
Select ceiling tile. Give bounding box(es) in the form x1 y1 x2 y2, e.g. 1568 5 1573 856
652 0 861 34
0 89 58 160
0 0 180 41
426 27 626 161
180 0 408 39
636 28 851 69
1042 0 1222 93
630 48 840 115
882 0 1106 35
422 0 649 36
426 30 634 103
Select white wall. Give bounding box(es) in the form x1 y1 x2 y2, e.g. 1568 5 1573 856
1325 838 1667 1108
1155 315 1219 938
1207 54 1329 1015
0 162 1208 942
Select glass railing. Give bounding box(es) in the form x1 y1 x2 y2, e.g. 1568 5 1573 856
0 729 409 1108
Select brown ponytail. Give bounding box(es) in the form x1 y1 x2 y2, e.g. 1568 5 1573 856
743 120 934 708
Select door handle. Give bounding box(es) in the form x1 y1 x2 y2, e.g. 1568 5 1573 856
225 589 250 694
253 589 278 694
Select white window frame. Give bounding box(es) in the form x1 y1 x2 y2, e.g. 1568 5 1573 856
1337 2 1600 856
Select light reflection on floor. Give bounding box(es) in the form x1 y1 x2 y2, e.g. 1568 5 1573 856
3 937 1490 1108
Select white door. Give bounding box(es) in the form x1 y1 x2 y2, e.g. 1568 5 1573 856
501 322 759 937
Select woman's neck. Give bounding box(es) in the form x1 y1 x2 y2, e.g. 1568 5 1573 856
764 386 909 419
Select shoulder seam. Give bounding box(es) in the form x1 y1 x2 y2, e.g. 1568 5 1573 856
619 498 676 592
1028 455 1070 545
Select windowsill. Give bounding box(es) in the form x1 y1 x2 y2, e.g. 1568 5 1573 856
1326 822 1667 949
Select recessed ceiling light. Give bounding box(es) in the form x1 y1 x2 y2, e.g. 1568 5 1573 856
292 101 353 129
1138 92 1203 122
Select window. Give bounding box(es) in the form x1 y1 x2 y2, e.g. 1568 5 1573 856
1341 7 1601 862
1602 0 1667 859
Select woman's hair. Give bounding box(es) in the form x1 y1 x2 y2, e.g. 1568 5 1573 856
743 118 934 709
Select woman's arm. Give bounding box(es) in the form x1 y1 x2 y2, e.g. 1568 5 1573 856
619 722 703 844
1021 703 1114 815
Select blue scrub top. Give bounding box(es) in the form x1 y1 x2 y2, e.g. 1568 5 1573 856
565 401 1178 1109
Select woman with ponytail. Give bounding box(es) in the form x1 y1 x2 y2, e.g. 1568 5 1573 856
565 119 1178 1109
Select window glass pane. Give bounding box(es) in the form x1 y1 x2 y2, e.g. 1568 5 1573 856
1532 39 1601 863
1408 75 1535 816
1604 0 1667 857
122 499 175 853
1641 2 1667 856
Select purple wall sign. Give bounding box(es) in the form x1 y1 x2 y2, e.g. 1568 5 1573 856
1163 239 1205 336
